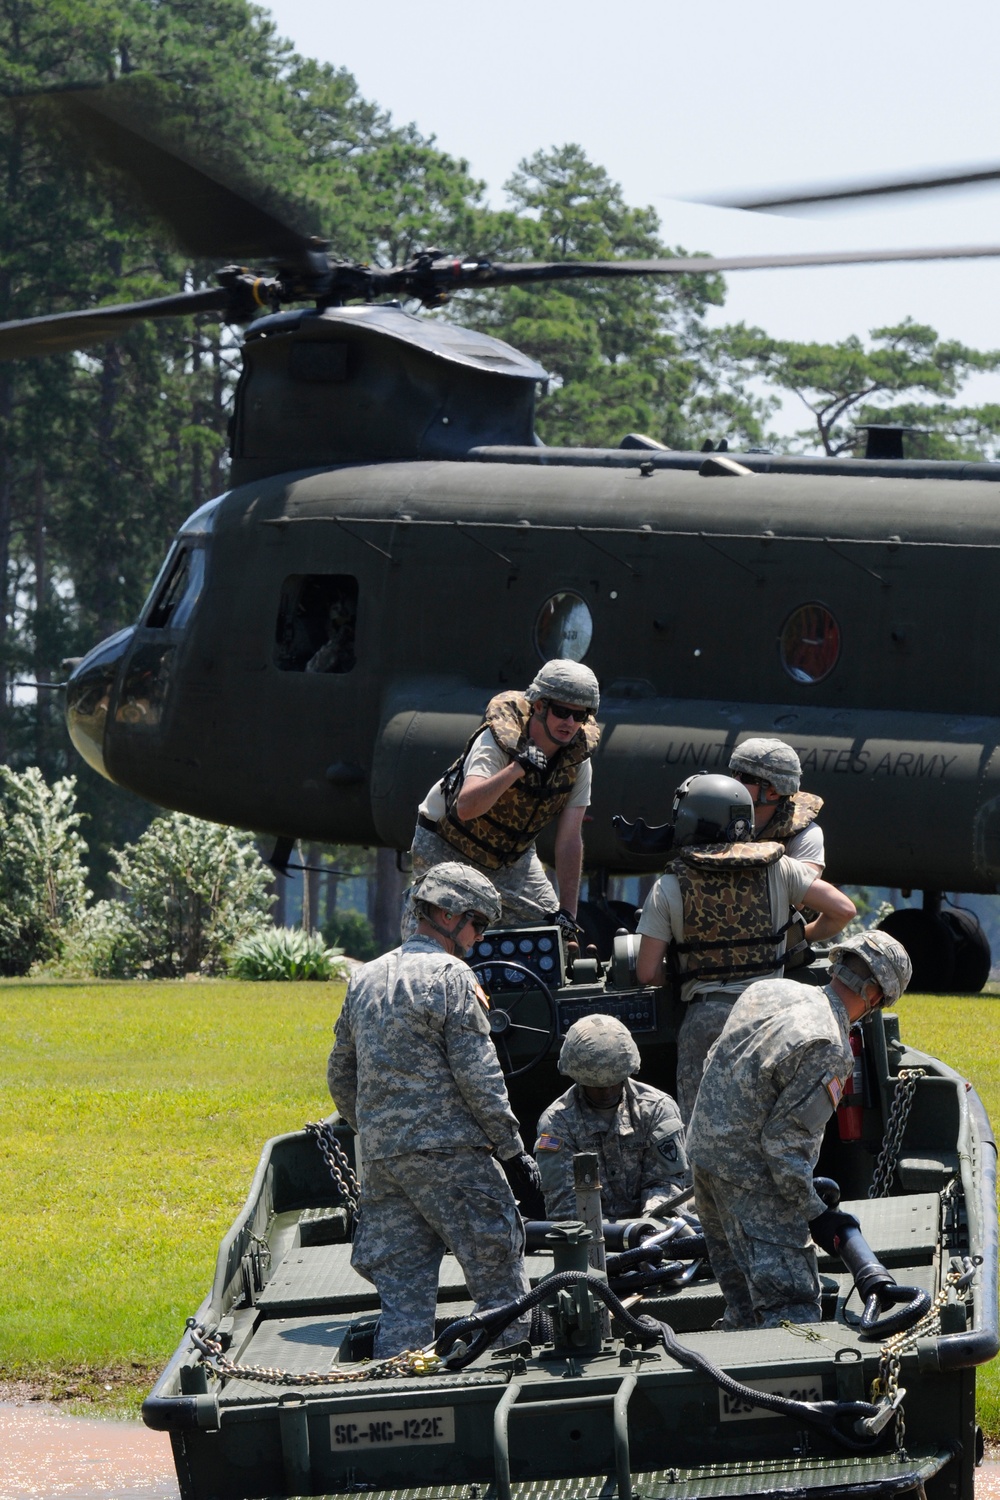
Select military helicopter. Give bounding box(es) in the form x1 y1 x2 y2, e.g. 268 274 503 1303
5 83 1000 991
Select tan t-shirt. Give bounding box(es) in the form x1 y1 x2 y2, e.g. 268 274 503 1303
419 729 592 821
637 855 816 1004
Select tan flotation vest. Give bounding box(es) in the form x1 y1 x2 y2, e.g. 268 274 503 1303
760 790 823 846
434 691 601 870
671 840 791 986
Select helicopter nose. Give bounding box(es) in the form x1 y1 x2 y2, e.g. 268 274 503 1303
65 627 135 780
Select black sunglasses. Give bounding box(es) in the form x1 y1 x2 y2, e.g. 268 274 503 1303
547 701 589 723
732 770 766 787
463 912 491 936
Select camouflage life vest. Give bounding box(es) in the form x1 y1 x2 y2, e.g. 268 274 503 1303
759 790 823 846
671 840 791 986
434 691 601 870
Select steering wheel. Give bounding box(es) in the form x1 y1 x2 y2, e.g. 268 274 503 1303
470 959 558 1077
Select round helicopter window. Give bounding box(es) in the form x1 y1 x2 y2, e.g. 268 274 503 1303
779 603 841 684
535 593 593 662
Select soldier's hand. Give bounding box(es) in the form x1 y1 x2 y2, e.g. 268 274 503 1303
516 742 548 775
808 1207 860 1256
501 1150 542 1201
553 907 583 942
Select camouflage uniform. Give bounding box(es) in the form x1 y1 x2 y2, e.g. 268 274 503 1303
636 850 816 1121
328 935 531 1356
685 976 853 1328
535 1079 688 1220
402 822 560 938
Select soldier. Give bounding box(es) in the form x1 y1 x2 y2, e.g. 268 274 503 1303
328 862 541 1358
634 774 855 1121
728 737 825 872
685 931 912 1329
535 1014 688 1221
402 659 601 940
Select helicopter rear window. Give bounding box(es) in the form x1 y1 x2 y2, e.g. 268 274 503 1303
275 575 358 673
779 603 841 684
145 546 206 631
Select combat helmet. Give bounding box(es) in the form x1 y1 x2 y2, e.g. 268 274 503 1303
411 862 502 924
829 930 912 1006
526 659 600 713
729 737 802 796
671 773 755 848
558 1014 640 1087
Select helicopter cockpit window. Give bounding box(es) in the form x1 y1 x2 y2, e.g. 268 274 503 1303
535 592 593 663
779 603 841 684
145 546 206 632
274 575 358 673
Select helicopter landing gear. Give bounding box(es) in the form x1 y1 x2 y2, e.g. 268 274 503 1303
877 893 991 994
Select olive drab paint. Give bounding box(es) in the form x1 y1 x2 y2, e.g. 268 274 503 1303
63 445 1000 900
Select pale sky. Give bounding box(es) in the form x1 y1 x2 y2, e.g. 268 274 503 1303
264 0 1000 437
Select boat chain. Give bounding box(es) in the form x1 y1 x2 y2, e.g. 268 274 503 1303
872 1257 979 1454
869 1068 926 1199
304 1118 361 1223
185 1123 438 1385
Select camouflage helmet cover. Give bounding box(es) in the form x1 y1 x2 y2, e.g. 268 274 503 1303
558 1013 641 1086
829 929 913 1005
411 861 503 923
729 737 802 795
526 659 600 712
671 773 755 848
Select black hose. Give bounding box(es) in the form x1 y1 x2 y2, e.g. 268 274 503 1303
859 1284 934 1340
605 1236 707 1276
434 1271 883 1450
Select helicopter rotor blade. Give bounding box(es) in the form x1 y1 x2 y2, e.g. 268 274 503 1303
0 284 241 362
387 243 1000 304
15 82 323 266
703 164 1000 213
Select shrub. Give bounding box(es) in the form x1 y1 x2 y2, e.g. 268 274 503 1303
323 908 378 962
229 927 349 981
102 813 275 977
0 767 88 975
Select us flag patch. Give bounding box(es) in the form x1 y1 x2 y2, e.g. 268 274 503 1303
824 1075 843 1109
535 1134 562 1152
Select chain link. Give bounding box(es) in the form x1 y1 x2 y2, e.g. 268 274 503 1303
869 1068 926 1199
870 1260 975 1454
305 1119 361 1222
186 1318 442 1385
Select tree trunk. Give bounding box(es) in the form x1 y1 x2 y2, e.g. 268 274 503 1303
33 460 47 768
373 848 405 955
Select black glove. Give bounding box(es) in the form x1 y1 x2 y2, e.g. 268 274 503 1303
552 907 583 941
516 742 548 774
808 1207 860 1256
501 1150 542 1200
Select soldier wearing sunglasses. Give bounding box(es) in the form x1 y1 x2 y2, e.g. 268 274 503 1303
403 659 601 941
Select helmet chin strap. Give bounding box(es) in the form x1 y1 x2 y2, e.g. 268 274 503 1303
419 906 468 957
832 960 883 1016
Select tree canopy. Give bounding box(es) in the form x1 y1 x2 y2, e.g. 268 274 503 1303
3 0 1000 890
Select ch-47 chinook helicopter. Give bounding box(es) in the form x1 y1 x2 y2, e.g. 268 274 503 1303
6 83 1000 990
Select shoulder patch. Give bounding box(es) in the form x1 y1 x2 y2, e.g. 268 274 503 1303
656 1136 680 1164
824 1074 843 1109
535 1134 563 1152
474 982 490 1010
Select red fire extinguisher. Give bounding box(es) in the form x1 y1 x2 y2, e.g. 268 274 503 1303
838 1028 865 1142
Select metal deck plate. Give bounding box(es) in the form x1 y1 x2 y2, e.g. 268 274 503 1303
823 1193 940 1266
257 1250 553 1313
305 1444 954 1499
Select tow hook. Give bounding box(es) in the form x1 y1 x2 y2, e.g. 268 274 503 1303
855 1388 906 1439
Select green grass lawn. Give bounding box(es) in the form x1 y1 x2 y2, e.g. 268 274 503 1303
1 981 998 1431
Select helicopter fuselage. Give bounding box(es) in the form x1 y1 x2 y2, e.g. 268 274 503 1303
66 455 1000 893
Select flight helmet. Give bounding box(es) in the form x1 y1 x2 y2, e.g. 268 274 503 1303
671 773 755 848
